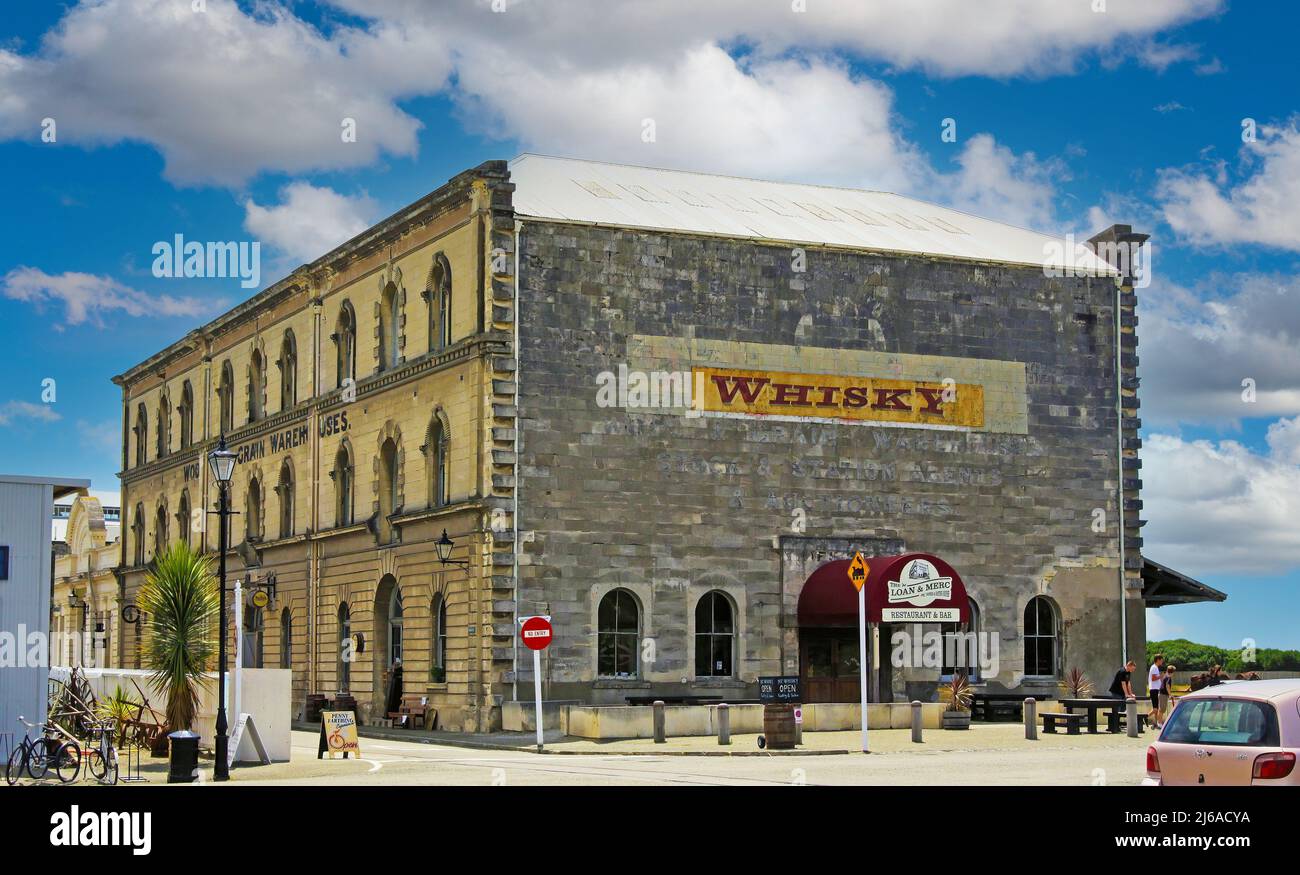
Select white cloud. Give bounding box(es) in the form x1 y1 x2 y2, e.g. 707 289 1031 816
1266 416 1300 465
244 182 378 265
1138 273 1300 426
1157 117 1300 250
934 134 1066 232
2 267 214 327
1143 432 1300 576
1145 608 1183 641
0 0 450 185
456 45 922 192
0 401 61 426
0 0 1222 189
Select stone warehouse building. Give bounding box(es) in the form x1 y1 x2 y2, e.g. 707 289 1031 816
113 155 1221 731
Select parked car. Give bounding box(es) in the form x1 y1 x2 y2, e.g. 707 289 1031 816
1143 678 1299 786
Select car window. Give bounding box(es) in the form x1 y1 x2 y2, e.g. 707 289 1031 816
1160 698 1279 746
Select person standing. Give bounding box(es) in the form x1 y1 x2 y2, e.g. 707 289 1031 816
1107 660 1137 698
1147 654 1166 728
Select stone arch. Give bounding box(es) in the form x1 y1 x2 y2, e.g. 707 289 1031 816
424 251 452 352
372 421 405 541
246 336 268 422
421 407 451 508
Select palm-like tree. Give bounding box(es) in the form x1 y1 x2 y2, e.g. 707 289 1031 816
138 541 219 731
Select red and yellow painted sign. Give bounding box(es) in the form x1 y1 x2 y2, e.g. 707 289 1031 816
693 366 984 428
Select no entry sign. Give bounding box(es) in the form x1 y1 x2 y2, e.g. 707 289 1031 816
520 615 553 651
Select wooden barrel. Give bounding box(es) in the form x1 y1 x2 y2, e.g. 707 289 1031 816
763 703 797 750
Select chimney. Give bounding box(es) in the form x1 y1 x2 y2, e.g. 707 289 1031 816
1086 224 1150 287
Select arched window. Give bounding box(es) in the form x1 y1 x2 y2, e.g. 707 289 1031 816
132 504 146 566
337 602 351 694
134 404 148 467
277 460 294 538
694 591 734 677
1024 596 1059 678
154 502 168 555
597 589 640 678
379 283 399 371
246 476 262 542
219 360 235 434
942 599 981 680
335 301 356 388
426 253 451 352
280 608 292 670
333 444 353 526
388 586 404 665
176 490 191 548
156 392 171 458
248 348 265 421
378 437 399 542
243 605 264 669
425 413 449 508
430 594 447 681
279 330 297 411
179 381 194 448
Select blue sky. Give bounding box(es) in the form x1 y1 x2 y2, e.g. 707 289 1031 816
1 1 1297 648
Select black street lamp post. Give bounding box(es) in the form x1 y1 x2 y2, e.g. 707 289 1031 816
207 436 237 782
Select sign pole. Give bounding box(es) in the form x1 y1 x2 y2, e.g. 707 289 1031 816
858 581 869 754
519 615 553 754
234 578 243 737
533 647 544 753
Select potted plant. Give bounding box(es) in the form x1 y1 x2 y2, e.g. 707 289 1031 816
430 665 446 684
138 541 219 733
1059 667 1094 700
940 673 973 729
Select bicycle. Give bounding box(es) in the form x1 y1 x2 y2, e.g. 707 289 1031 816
5 717 80 785
79 721 120 785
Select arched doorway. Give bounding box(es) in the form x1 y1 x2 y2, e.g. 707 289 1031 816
796 560 865 703
373 574 403 718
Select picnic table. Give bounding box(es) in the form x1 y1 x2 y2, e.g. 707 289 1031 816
1059 697 1138 734
970 692 1053 722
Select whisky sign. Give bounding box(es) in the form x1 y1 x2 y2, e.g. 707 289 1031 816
694 366 984 428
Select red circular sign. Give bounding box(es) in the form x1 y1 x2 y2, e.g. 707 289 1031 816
520 616 552 651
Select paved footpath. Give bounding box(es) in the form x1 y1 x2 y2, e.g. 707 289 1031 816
110 723 1149 786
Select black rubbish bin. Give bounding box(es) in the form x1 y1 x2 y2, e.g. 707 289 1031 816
167 730 200 784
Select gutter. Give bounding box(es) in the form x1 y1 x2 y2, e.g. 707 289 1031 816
512 219 523 703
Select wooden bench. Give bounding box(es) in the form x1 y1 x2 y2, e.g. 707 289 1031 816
971 693 1052 722
1106 707 1146 734
624 696 723 706
1040 712 1088 735
388 695 430 729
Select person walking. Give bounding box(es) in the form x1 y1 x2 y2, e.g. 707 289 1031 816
1147 654 1166 728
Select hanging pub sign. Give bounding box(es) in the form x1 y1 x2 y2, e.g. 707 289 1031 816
759 676 802 703
318 710 361 759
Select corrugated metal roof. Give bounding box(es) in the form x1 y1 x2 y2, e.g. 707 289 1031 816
510 154 1113 273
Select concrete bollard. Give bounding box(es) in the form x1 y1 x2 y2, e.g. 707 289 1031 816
911 700 923 743
1126 697 1140 738
717 703 731 746
1024 697 1038 740
653 700 665 744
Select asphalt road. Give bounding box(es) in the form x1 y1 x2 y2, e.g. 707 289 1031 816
194 729 1148 786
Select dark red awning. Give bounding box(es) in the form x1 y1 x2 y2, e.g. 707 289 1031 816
796 553 971 626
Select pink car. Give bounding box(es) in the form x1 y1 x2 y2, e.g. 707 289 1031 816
1143 678 1300 786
